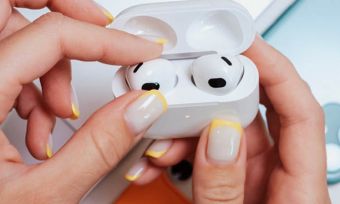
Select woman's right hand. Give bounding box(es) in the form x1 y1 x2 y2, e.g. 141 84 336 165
0 1 168 203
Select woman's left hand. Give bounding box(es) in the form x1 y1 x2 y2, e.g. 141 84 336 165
131 36 331 204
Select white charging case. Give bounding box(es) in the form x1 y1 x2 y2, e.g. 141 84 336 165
112 0 259 139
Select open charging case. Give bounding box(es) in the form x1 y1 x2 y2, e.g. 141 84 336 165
112 0 259 139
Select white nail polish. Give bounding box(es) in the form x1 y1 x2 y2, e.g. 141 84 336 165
70 83 80 120
93 1 114 25
124 90 168 135
207 119 243 163
125 158 148 182
146 139 173 158
46 133 53 158
139 35 168 46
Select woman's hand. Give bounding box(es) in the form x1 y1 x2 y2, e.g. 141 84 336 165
133 36 331 203
0 1 166 203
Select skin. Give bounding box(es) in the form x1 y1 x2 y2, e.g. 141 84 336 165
139 36 331 204
0 1 331 203
0 1 163 203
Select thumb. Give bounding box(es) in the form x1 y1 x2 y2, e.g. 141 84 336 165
193 119 246 204
30 90 168 201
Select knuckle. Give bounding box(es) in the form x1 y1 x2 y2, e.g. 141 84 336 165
201 182 243 203
34 12 65 27
295 101 324 127
198 173 244 204
270 49 292 71
32 12 66 42
87 124 133 171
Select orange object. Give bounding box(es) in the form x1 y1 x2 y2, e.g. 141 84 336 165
115 173 191 204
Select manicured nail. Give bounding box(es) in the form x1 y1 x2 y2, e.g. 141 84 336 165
70 84 80 120
145 139 173 158
207 119 243 163
124 90 168 135
139 35 168 46
125 158 148 182
94 1 114 25
155 38 168 46
46 133 53 158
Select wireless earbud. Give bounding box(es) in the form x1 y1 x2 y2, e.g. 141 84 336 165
191 54 244 96
112 0 260 140
126 59 178 93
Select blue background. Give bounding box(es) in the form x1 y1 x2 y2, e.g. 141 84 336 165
263 0 340 107
262 0 340 189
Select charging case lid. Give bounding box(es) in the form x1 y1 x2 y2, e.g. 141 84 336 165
111 0 256 56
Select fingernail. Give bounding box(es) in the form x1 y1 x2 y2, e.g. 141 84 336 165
155 38 168 46
139 35 168 46
46 133 53 159
93 1 114 25
70 84 80 120
125 158 148 182
145 139 173 158
207 119 243 163
124 90 168 135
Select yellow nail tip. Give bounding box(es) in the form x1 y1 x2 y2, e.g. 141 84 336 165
46 145 53 159
145 150 167 158
210 119 243 134
71 103 80 120
102 9 114 25
155 38 168 45
142 90 168 112
125 174 140 182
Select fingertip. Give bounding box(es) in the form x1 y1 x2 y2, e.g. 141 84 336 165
147 138 196 167
192 120 247 203
145 139 173 159
117 33 164 65
40 60 76 119
124 158 148 183
69 83 80 120
48 0 114 27
194 119 247 169
125 159 163 186
0 0 11 31
92 2 115 26
26 107 56 160
46 133 54 159
207 119 243 165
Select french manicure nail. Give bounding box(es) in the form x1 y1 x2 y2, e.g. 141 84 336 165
145 139 173 158
124 90 168 135
93 1 114 25
139 35 168 46
125 158 148 182
154 38 168 46
46 133 53 159
70 84 80 120
207 119 243 163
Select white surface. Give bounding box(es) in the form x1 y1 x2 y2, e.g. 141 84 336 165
327 144 340 173
112 0 256 56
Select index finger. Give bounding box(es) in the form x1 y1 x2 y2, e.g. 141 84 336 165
0 12 162 123
244 36 326 176
243 35 321 124
0 0 113 31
